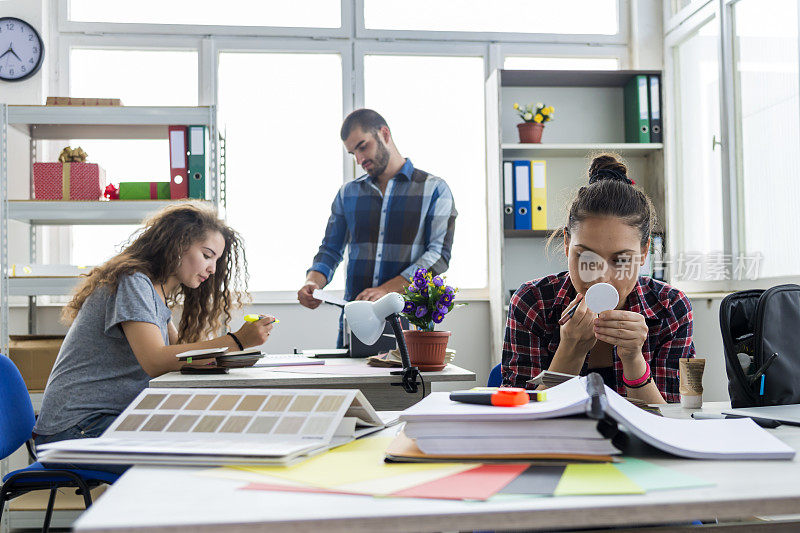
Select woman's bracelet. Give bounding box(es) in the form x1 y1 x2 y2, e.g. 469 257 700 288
227 332 244 351
622 360 651 388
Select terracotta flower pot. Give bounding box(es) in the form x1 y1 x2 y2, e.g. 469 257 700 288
517 122 544 143
402 330 450 371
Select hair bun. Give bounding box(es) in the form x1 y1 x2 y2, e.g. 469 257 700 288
588 154 634 185
589 168 634 185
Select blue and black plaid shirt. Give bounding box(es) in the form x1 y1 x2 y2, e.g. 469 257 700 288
309 159 457 302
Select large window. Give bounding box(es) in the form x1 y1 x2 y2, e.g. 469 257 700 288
57 1 626 294
69 49 198 267
364 54 487 288
68 1 341 28
734 0 799 278
218 52 344 292
364 0 619 35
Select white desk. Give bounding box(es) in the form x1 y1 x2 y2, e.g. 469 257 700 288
149 360 476 410
74 403 800 532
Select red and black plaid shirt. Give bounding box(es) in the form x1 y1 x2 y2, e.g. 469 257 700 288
502 272 695 402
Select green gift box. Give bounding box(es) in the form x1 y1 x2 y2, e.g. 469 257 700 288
119 181 171 200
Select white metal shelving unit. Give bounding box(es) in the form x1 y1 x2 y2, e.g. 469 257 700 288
485 69 666 368
0 104 219 355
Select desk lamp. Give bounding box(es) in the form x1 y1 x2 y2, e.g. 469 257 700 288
344 293 420 393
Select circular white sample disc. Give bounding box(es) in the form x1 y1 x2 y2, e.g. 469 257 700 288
585 282 619 313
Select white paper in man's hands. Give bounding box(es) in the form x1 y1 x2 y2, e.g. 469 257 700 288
312 289 348 307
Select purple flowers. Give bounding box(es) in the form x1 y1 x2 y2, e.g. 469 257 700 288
401 267 460 332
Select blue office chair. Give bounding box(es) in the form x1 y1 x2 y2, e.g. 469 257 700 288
0 355 118 533
488 363 502 387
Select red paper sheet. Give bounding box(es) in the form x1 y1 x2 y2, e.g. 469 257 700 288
389 463 529 500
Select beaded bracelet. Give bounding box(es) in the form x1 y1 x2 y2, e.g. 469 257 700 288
622 360 651 388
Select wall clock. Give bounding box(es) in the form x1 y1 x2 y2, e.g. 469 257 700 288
0 17 44 82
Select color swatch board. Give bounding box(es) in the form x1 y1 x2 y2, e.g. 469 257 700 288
38 388 383 466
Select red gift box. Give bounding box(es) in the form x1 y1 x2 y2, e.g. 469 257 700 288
33 162 106 200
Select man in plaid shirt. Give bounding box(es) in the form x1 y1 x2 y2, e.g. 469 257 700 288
298 109 457 346
502 272 695 402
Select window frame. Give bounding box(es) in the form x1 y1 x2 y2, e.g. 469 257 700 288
665 0 800 292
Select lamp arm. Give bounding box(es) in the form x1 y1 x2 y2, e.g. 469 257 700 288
387 313 419 394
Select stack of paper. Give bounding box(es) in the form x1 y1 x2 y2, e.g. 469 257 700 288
398 381 617 460
395 377 796 461
38 388 384 466
404 413 616 457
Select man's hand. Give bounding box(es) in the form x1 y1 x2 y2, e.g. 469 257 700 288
298 271 328 309
355 286 389 301
298 281 322 309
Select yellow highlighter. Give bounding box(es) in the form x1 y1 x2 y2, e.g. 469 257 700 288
244 314 279 324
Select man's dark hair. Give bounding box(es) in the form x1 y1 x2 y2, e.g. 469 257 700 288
340 108 389 141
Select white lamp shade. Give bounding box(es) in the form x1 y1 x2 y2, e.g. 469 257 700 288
344 293 405 345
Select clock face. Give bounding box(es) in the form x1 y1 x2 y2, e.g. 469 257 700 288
0 17 44 82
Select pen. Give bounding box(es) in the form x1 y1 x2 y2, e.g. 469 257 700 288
244 314 279 324
468 387 547 402
558 294 584 325
691 412 781 429
450 388 537 406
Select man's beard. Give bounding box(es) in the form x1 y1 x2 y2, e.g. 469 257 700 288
366 136 391 178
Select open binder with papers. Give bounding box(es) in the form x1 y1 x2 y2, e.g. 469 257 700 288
37 388 384 467
393 375 795 461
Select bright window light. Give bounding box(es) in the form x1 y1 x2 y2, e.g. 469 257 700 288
674 18 723 263
504 57 619 70
735 0 799 278
218 52 344 292
364 0 618 34
68 0 341 28
69 49 198 267
364 54 487 289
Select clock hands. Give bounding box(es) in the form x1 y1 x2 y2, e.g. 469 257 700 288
0 44 22 62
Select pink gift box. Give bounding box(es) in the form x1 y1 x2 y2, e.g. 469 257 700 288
33 162 106 200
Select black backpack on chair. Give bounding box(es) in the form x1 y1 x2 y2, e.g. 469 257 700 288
720 284 800 408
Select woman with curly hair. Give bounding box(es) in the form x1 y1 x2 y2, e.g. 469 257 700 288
33 202 273 454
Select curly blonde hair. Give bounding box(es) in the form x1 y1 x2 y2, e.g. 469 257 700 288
62 202 249 343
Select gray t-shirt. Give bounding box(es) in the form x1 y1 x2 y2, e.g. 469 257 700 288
34 272 172 435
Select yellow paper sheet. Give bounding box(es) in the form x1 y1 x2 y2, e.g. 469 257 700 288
234 437 473 489
554 464 644 496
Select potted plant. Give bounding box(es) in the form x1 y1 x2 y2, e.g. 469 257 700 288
514 102 554 143
400 268 462 371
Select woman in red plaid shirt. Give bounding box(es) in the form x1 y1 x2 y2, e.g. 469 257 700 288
502 154 695 403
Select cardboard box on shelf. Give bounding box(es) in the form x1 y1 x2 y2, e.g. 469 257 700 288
9 335 64 391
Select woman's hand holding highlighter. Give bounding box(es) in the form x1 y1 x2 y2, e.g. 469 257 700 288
235 314 278 347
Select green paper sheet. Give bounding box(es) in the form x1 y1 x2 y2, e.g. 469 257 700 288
613 458 714 491
554 463 644 496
